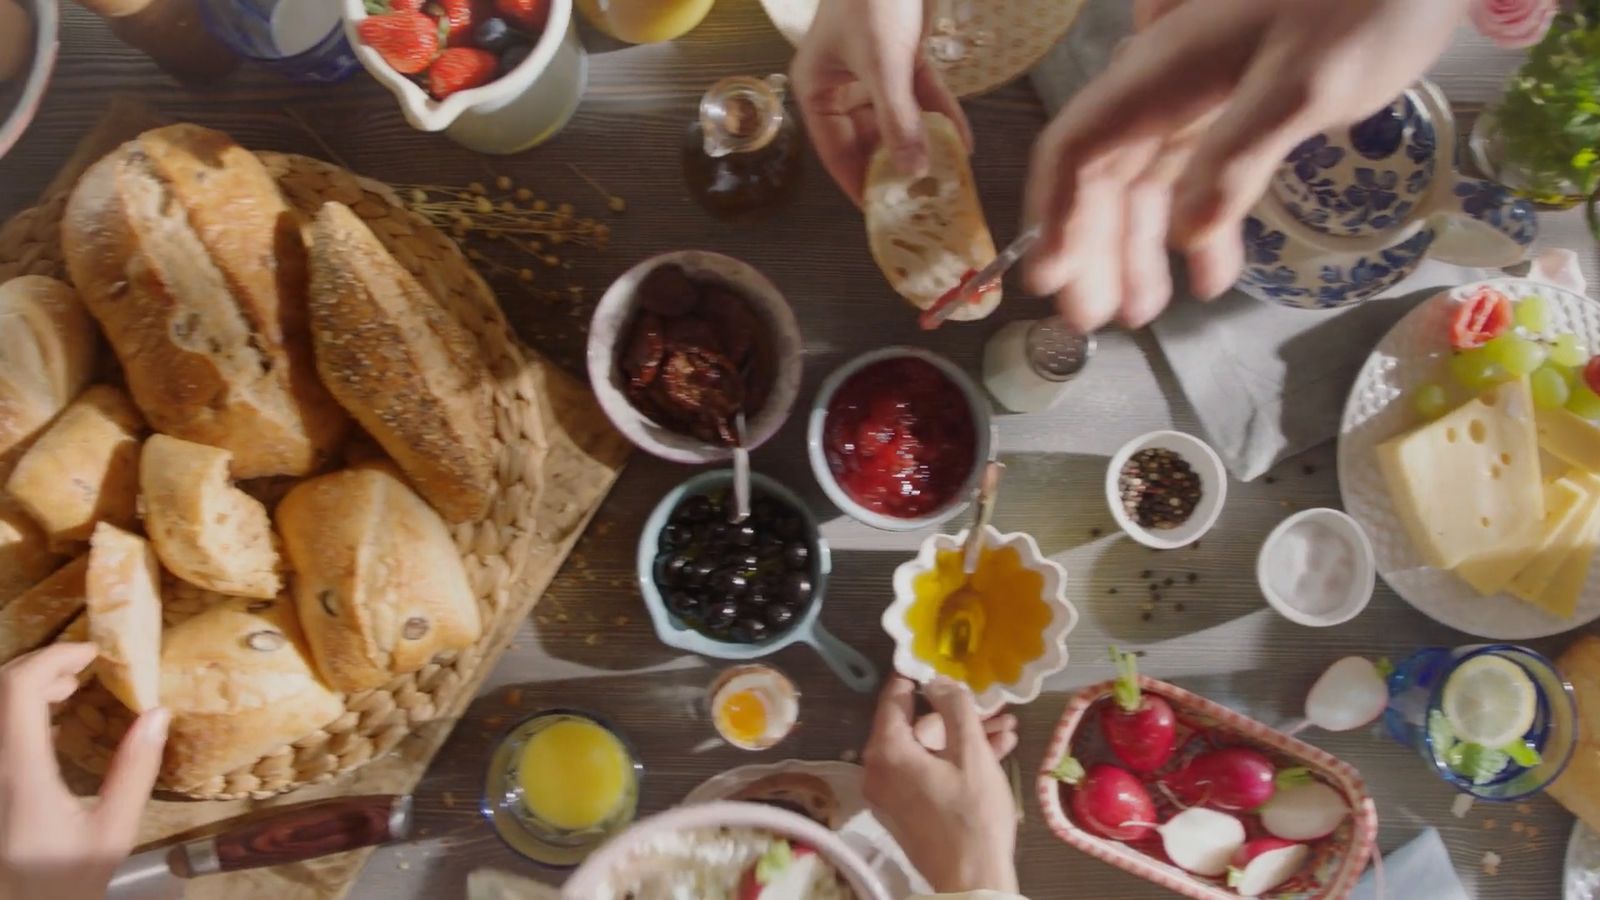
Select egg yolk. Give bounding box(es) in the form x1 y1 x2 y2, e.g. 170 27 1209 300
716 688 769 745
903 545 1054 692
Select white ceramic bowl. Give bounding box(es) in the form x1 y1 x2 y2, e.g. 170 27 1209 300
562 801 890 900
1105 430 1227 550
883 525 1076 716
807 347 994 532
0 0 58 161
1256 507 1376 627
588 251 803 465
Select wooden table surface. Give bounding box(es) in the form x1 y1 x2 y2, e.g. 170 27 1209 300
3 5 1595 899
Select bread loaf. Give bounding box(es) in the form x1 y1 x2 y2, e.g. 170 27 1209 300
5 385 144 549
159 596 343 790
140 433 280 598
86 523 161 713
0 554 88 665
864 112 1000 322
1552 635 1600 831
0 276 97 478
276 465 481 693
0 497 59 607
306 202 494 523
61 123 348 479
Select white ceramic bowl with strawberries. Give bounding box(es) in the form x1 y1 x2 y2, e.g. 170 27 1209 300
340 0 586 154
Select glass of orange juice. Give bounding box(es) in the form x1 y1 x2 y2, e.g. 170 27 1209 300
482 709 642 865
577 0 715 44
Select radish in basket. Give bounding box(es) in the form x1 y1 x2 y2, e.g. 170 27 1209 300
1100 648 1177 773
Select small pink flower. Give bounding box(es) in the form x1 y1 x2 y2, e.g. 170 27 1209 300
1471 0 1557 49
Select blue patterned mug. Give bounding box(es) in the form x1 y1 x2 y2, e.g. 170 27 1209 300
1238 81 1537 310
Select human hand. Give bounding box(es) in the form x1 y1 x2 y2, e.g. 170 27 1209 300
861 676 1018 895
791 0 972 204
1022 0 1471 332
0 643 169 900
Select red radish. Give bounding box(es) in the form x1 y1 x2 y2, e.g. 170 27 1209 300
1156 807 1245 876
1165 746 1276 812
1304 657 1389 732
1259 772 1350 841
1227 839 1309 897
1053 758 1158 842
738 840 822 900
1100 647 1177 773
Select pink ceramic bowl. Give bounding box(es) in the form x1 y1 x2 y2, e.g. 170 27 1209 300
563 801 889 900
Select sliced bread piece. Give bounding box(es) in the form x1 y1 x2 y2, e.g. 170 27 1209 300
5 384 145 549
864 111 1000 322
0 555 89 665
140 433 280 598
85 522 162 713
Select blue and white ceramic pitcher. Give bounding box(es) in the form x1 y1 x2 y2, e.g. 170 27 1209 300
1238 81 1537 310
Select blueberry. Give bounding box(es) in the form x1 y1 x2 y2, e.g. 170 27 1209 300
677 495 714 524
704 599 740 631
732 617 770 644
783 542 810 571
781 572 813 606
711 567 749 599
474 17 514 52
765 603 797 630
659 524 692 551
499 42 533 76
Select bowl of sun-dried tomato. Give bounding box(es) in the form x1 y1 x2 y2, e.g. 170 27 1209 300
588 251 803 464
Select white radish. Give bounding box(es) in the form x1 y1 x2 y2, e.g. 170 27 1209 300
1157 807 1246 877
1259 780 1349 841
1305 657 1388 732
1228 840 1309 897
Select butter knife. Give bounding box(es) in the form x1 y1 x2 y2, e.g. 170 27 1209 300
919 225 1041 331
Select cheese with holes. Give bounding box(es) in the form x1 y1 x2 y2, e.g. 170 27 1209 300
1538 407 1600 473
1509 472 1600 607
1457 477 1588 596
1519 474 1600 618
1377 378 1544 570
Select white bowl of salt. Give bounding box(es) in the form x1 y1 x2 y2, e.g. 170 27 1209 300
1256 507 1375 627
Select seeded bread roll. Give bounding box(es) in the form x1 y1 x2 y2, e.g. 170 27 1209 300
864 112 1000 322
276 465 481 693
5 385 145 550
86 523 162 713
0 554 88 665
61 124 348 478
159 596 344 791
306 201 494 523
140 433 280 598
0 275 98 479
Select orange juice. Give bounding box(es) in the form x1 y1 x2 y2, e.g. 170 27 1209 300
516 716 633 831
577 0 714 43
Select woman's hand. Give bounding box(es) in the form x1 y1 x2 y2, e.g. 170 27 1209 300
861 676 1018 895
1023 0 1470 332
0 643 169 900
791 0 971 205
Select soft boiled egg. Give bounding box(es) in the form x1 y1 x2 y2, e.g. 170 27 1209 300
711 664 799 751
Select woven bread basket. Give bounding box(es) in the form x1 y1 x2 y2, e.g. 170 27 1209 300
1 151 588 800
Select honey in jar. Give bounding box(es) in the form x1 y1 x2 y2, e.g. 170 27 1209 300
682 74 804 221
578 0 714 44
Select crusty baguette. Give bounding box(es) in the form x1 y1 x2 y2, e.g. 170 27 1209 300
85 523 162 713
5 384 145 550
0 497 60 608
864 112 1000 321
306 201 495 523
0 555 88 665
0 276 97 479
1552 634 1600 832
61 124 348 478
276 464 482 693
140 433 280 598
159 596 343 790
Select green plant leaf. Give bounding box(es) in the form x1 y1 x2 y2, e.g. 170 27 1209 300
1109 646 1142 713
1428 709 1457 754
755 839 793 884
1275 767 1314 789
1373 657 1395 680
1502 739 1543 768
1446 741 1512 786
363 0 390 11
1051 756 1085 785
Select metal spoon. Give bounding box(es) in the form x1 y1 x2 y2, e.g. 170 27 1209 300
729 411 751 524
936 461 1005 660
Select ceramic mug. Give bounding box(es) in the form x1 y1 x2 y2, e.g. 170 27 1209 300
1238 80 1537 310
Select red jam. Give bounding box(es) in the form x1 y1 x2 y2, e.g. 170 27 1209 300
823 357 977 519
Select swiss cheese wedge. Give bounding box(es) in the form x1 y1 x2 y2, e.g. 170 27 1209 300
1538 406 1600 473
1377 378 1544 570
1456 476 1588 596
1515 472 1600 618
1508 472 1600 607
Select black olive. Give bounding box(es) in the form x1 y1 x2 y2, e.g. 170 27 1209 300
751 497 781 524
665 591 701 622
783 542 810 571
774 516 803 540
711 567 749 599
733 617 770 644
756 532 785 558
782 572 813 606
765 603 797 630
704 599 740 631
684 560 716 589
732 523 758 547
656 553 692 587
659 524 692 551
678 495 713 523
707 522 733 545
729 551 763 574
745 584 772 607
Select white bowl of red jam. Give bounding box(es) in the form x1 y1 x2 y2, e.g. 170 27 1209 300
807 347 994 532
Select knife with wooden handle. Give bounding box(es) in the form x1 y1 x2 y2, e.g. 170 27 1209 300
106 794 412 900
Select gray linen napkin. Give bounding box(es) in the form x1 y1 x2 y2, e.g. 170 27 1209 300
1028 2 1492 481
1349 827 1470 900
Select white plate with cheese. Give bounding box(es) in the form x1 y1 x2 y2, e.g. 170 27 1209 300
1339 278 1600 639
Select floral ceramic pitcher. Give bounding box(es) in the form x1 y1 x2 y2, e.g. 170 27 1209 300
1238 81 1537 310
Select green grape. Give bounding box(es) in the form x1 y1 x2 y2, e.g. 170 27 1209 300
1515 296 1549 333
1551 333 1588 367
1413 383 1450 419
1449 347 1506 391
1569 385 1600 421
1485 333 1547 376
1531 366 1571 409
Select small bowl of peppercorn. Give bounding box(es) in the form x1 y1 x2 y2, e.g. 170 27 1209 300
1105 430 1227 550
637 470 878 692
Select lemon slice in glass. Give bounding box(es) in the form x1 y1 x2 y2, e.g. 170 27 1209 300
1441 655 1538 749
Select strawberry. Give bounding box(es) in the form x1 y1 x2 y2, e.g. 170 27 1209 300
494 0 549 32
357 12 439 75
427 47 498 99
435 0 486 47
